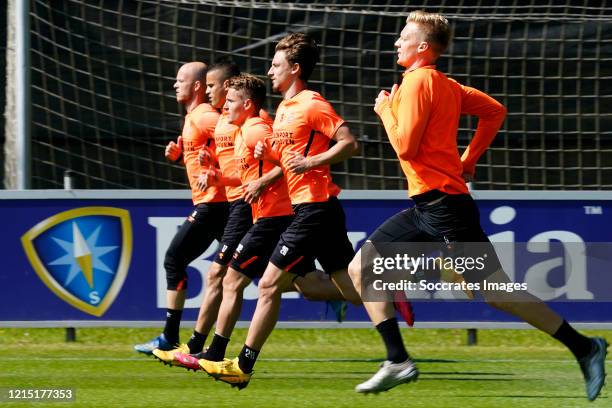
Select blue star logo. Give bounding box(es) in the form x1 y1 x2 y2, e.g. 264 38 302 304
22 207 132 316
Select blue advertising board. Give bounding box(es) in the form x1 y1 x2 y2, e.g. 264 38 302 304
2 190 611 327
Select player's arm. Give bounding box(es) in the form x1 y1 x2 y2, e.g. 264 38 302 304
375 78 430 161
458 85 507 177
253 121 280 165
243 166 283 203
195 111 221 167
286 95 359 174
211 167 242 187
244 122 282 202
195 167 241 191
286 125 358 174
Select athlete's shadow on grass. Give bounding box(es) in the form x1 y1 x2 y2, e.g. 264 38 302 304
425 371 514 376
456 395 602 399
263 358 460 363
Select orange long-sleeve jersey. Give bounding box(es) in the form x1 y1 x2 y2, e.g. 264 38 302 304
268 90 345 204
235 116 293 222
181 103 226 205
378 65 507 197
214 109 273 201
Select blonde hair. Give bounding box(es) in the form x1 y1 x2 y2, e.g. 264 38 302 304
407 10 452 54
228 73 266 111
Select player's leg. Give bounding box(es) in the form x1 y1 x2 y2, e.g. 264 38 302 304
444 193 607 401
200 267 253 363
479 267 607 401
201 202 349 387
350 208 427 393
312 196 363 320
134 203 226 356
199 261 295 388
242 262 295 360
293 270 344 301
198 215 296 370
187 199 253 354
188 261 227 348
172 264 249 372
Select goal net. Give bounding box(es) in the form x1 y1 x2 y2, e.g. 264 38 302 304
8 0 611 189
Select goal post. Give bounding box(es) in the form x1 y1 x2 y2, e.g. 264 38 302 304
4 0 31 189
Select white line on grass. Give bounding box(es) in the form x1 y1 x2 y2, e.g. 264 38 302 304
1 357 608 364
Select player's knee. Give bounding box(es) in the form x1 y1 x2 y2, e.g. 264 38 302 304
206 263 226 290
258 275 283 300
347 257 362 290
223 270 248 294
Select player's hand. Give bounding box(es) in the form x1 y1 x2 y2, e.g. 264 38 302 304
374 84 398 116
165 136 183 162
285 151 311 174
253 140 265 159
243 179 265 203
198 146 215 166
196 168 219 191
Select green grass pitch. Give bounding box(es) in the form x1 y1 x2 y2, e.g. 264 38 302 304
0 327 609 407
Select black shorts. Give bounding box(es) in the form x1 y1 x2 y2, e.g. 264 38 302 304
269 196 355 277
164 201 229 290
367 190 502 283
230 215 315 279
214 199 253 265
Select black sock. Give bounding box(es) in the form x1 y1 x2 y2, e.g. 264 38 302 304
237 345 259 373
376 318 409 363
203 334 230 361
187 330 207 354
552 320 593 360
162 308 182 345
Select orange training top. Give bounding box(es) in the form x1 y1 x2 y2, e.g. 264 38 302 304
181 103 226 204
269 90 344 204
215 109 272 202
235 116 293 221
378 65 507 197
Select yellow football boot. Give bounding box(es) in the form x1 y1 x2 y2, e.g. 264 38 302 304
199 357 251 389
152 343 190 366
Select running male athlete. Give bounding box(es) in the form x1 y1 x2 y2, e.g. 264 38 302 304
134 62 228 355
348 11 607 401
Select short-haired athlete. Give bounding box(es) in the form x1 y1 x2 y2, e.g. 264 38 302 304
150 60 256 365
151 61 345 367
134 61 229 355
199 32 363 388
172 74 348 370
347 11 607 401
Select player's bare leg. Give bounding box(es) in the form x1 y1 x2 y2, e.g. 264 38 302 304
330 268 362 305
213 268 251 339
192 267 252 364
193 261 228 337
149 261 228 365
479 268 562 333
199 262 294 388
293 270 344 301
243 263 296 350
348 249 418 393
